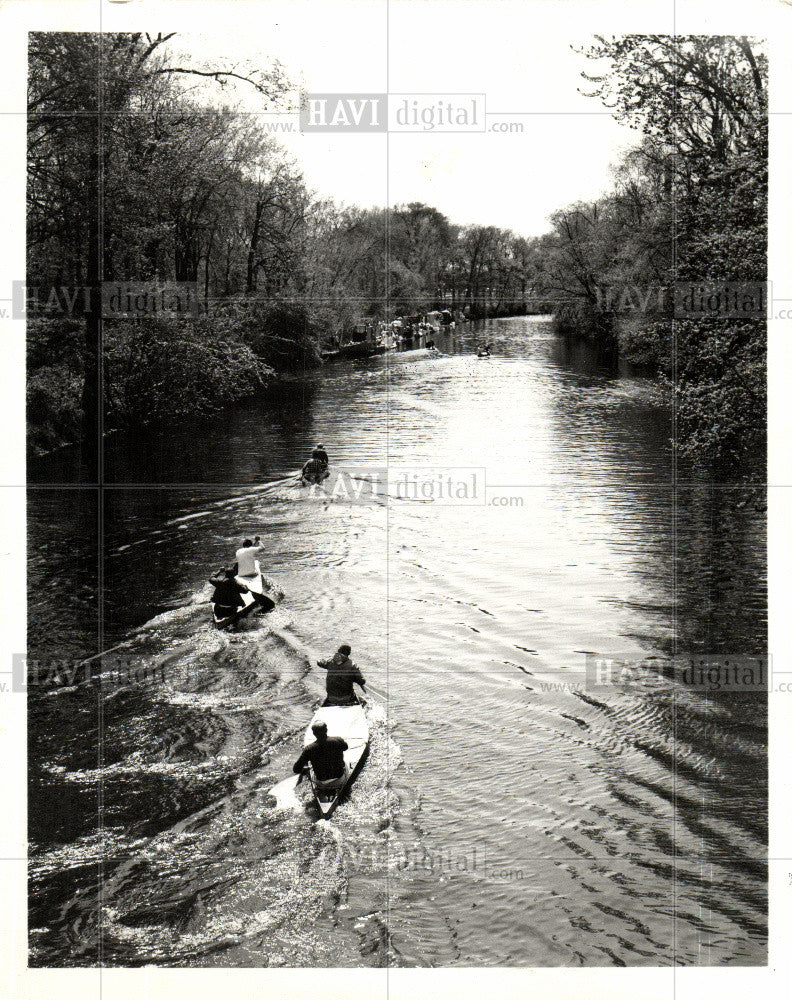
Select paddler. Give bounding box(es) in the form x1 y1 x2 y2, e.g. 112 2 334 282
314 443 329 468
317 644 367 706
292 720 348 785
209 566 247 622
233 535 275 611
301 449 328 484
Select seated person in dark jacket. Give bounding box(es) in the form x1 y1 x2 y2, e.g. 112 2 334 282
302 450 329 483
314 443 329 468
209 567 246 620
210 566 274 619
293 721 348 782
317 644 366 706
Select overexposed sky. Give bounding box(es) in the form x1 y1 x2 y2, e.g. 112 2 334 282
160 1 641 238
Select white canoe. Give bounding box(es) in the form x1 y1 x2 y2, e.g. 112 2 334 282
234 558 265 595
216 560 277 628
213 558 262 629
302 704 370 818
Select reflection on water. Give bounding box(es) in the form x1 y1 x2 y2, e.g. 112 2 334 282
28 317 766 967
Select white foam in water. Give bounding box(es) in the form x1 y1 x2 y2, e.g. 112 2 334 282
365 701 388 724
133 603 207 633
224 608 293 641
268 774 302 811
164 510 214 526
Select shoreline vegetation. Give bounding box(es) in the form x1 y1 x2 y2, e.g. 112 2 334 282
28 34 766 478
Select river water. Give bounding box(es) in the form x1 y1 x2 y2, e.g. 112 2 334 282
28 316 767 967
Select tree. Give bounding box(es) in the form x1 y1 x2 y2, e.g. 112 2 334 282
28 32 293 476
564 34 768 475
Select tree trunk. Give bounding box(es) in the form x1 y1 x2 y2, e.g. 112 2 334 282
81 143 101 482
246 200 264 294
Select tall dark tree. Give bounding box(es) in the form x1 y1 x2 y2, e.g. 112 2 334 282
27 32 291 476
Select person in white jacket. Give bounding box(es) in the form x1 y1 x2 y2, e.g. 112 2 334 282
233 536 273 610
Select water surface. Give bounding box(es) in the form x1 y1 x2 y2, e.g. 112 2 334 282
28 317 767 966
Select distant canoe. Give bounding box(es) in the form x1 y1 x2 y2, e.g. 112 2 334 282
321 343 389 361
301 467 330 486
394 347 441 360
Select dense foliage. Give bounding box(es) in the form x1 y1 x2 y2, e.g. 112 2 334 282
27 320 85 455
27 315 276 451
27 33 766 475
534 35 767 476
27 33 536 456
104 319 273 429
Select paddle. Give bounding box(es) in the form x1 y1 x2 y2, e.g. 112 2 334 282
268 767 307 807
360 682 388 705
271 624 389 703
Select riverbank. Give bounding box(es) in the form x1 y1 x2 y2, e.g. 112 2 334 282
548 304 767 480
27 302 327 458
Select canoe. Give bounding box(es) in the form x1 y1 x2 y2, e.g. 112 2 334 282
321 343 388 360
212 588 257 629
214 560 275 628
393 347 436 360
301 467 330 486
302 704 370 818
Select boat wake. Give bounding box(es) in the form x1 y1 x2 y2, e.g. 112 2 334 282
29 592 404 968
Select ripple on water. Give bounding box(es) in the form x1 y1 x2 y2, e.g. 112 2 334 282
28 318 766 967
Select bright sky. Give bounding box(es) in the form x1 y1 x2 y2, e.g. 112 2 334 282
161 2 643 238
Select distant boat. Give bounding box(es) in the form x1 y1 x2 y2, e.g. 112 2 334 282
300 467 330 486
395 346 442 360
322 322 391 360
321 342 388 361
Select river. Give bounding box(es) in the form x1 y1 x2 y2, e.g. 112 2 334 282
27 316 767 967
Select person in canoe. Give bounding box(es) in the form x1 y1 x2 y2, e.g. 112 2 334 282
314 443 329 468
209 566 248 625
301 449 330 485
233 536 275 612
477 343 491 357
292 720 348 787
317 643 367 706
